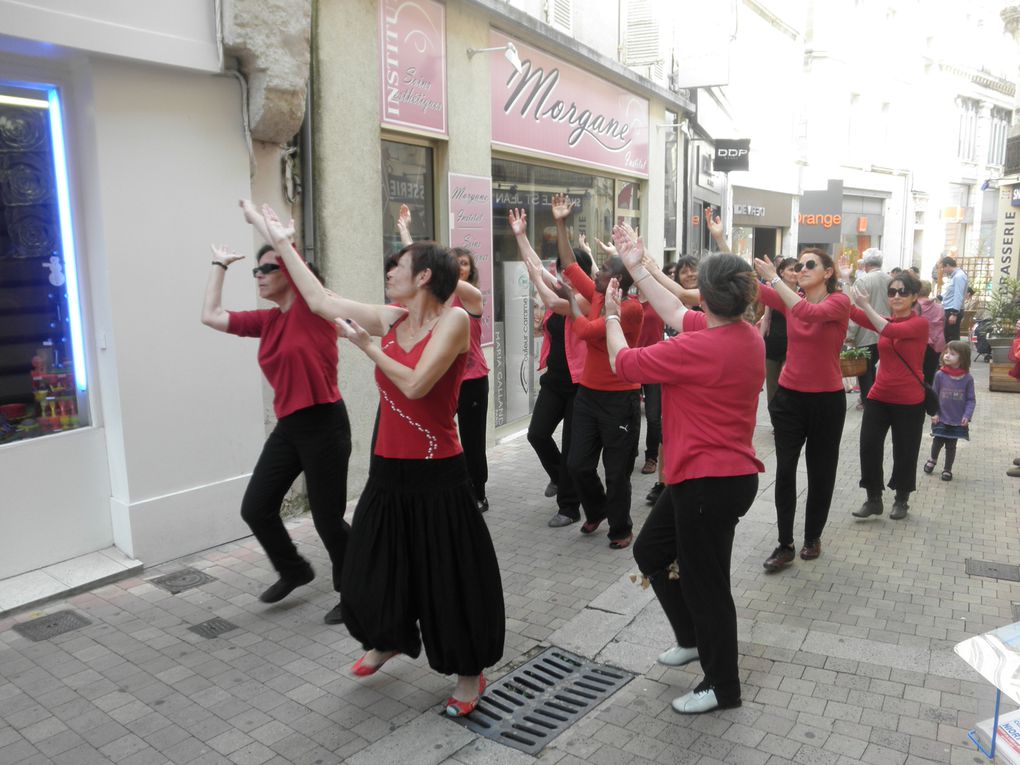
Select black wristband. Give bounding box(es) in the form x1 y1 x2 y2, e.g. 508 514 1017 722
211 261 228 270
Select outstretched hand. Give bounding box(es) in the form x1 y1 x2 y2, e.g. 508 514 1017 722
837 254 851 282
604 278 622 317
578 233 592 256
851 283 870 307
239 199 262 227
396 204 411 236
261 204 295 244
335 317 372 351
210 244 245 266
595 238 618 259
611 224 643 269
508 208 528 237
753 257 777 282
705 206 723 237
551 194 576 221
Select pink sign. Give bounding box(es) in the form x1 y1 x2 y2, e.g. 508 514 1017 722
379 0 447 136
449 173 494 346
489 31 649 177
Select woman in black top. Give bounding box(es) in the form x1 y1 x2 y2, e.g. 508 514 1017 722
760 258 798 405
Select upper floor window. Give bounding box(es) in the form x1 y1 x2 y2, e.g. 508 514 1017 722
546 0 572 35
988 107 1011 167
956 97 978 162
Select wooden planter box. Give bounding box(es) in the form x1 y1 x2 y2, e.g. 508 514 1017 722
990 361 1020 393
840 357 868 377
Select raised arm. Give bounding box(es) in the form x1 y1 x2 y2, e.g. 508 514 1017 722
201 245 245 332
452 279 483 315
604 278 629 374
510 208 569 314
848 284 887 333
337 306 469 400
255 202 405 336
753 257 801 310
706 206 731 254
396 204 413 247
552 194 577 271
612 224 688 332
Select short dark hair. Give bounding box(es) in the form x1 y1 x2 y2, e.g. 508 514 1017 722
403 242 459 302
890 271 920 295
697 253 759 318
256 244 275 261
258 245 324 285
941 256 957 268
560 247 594 278
603 256 633 293
777 257 798 274
450 247 478 286
945 340 971 371
675 255 698 271
800 248 838 293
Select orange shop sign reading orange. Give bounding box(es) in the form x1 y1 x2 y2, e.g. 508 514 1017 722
797 212 842 229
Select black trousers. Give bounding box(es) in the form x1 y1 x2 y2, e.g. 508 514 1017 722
527 374 581 518
240 401 352 591
632 474 758 706
457 375 489 502
768 386 846 547
567 386 641 540
859 398 926 495
857 344 878 402
922 346 940 386
944 309 961 342
641 383 662 462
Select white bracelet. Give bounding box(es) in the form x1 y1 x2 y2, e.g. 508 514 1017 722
770 275 781 287
605 314 621 323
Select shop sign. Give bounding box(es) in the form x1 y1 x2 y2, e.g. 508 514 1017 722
714 139 750 172
1011 185 1020 206
489 31 649 178
995 185 1018 291
449 173 493 345
379 0 447 136
798 179 843 244
733 204 764 217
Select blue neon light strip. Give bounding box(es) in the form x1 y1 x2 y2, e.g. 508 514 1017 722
46 88 87 392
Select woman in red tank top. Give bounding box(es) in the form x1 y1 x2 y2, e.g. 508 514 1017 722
333 241 505 719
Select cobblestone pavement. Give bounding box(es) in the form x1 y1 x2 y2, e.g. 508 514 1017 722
2 362 1018 765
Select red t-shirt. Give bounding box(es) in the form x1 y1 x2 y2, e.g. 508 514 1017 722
637 300 666 348
563 263 643 391
849 308 928 405
452 296 489 381
759 284 850 393
615 311 765 484
227 277 340 419
373 316 466 459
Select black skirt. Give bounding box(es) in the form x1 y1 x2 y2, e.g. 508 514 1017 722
340 454 505 676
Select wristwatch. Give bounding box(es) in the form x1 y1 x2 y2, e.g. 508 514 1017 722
769 275 781 287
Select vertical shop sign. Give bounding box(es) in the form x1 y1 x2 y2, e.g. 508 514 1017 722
489 31 649 177
449 173 494 345
995 185 1018 291
379 0 447 136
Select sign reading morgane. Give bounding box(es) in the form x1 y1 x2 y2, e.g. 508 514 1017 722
379 0 447 136
489 32 649 177
449 173 494 346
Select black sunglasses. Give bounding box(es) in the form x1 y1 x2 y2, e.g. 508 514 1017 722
887 287 912 298
252 263 281 277
793 260 818 272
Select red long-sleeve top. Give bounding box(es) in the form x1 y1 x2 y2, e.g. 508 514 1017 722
563 263 643 391
758 284 850 393
849 308 929 405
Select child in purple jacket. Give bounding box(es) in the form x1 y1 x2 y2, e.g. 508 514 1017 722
923 341 976 481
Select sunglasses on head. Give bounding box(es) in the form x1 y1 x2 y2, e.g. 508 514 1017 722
887 287 912 298
793 259 818 272
252 263 281 277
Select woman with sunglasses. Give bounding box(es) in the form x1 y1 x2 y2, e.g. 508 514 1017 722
201 203 403 625
847 272 928 520
753 250 850 572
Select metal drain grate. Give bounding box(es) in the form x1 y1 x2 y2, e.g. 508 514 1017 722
965 559 1020 582
188 617 238 639
149 568 216 594
12 610 92 642
449 646 633 755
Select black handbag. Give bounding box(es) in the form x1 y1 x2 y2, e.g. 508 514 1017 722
890 342 939 416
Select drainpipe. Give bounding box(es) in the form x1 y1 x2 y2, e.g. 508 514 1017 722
300 81 315 266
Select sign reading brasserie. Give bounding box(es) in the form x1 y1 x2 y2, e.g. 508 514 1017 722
379 0 447 136
449 174 494 345
489 31 649 178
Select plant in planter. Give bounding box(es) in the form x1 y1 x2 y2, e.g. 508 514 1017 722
840 346 870 377
986 278 1020 363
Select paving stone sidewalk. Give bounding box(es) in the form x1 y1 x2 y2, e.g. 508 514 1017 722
1 361 1018 765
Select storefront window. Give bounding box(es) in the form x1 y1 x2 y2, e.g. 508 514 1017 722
731 227 753 260
0 84 89 444
490 157 637 426
380 140 434 259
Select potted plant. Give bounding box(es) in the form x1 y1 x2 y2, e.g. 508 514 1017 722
839 346 870 378
986 278 1020 363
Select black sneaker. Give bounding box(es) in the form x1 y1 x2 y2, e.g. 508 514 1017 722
852 499 883 518
323 601 344 625
544 482 558 497
477 498 489 513
646 482 665 505
889 501 908 520
259 565 314 603
763 545 795 572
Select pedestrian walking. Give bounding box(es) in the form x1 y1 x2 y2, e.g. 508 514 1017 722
940 256 968 342
917 280 946 385
923 341 976 482
753 250 850 571
847 271 929 521
606 226 764 715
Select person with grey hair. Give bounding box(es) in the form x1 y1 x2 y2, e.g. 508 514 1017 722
845 249 891 409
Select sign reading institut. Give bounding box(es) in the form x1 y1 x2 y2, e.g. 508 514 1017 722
378 0 447 136
489 31 649 177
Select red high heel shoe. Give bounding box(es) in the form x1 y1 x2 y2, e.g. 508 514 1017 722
351 652 397 677
444 674 486 717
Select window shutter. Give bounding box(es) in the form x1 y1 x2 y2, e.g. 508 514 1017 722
546 0 572 34
625 0 661 80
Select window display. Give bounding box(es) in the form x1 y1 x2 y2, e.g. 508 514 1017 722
381 140 434 260
0 84 88 444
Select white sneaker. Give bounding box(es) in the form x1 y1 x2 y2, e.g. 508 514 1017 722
657 645 699 667
671 687 719 714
